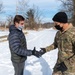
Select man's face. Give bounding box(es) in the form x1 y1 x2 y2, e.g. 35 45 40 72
54 21 64 31
18 21 24 26
15 21 25 29
54 22 62 27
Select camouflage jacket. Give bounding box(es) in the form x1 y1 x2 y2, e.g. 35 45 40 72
46 24 75 72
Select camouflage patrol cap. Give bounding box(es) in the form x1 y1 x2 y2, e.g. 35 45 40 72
52 12 68 23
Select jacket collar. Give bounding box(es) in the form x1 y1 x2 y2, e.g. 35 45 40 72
61 23 73 33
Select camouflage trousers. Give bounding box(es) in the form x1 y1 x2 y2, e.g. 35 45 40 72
52 71 75 75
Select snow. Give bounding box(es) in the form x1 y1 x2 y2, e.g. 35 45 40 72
0 28 58 75
0 30 9 36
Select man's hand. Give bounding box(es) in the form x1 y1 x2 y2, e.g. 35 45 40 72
32 47 41 58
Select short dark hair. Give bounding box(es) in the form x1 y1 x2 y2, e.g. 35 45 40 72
14 15 25 24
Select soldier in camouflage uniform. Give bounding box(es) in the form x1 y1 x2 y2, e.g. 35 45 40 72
38 12 75 75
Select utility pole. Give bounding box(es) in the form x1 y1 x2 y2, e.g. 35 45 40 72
4 21 6 31
16 0 18 15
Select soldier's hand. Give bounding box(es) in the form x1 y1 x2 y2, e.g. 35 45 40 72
40 48 46 55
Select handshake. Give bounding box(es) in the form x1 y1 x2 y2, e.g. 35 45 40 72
32 47 46 58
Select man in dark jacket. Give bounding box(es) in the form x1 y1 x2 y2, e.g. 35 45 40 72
8 15 39 75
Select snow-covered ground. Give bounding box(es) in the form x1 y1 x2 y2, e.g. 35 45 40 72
0 30 9 36
0 28 58 75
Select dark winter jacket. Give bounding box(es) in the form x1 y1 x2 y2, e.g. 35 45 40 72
8 25 32 63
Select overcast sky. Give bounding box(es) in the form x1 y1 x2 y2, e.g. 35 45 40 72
0 0 61 23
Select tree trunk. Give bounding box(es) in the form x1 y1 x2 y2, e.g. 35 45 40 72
72 0 75 26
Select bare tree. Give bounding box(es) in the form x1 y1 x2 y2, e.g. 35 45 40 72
33 5 43 25
58 0 75 25
26 6 43 29
17 0 43 29
0 1 5 30
72 0 75 25
16 0 29 18
26 8 36 29
6 15 14 27
0 1 4 14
